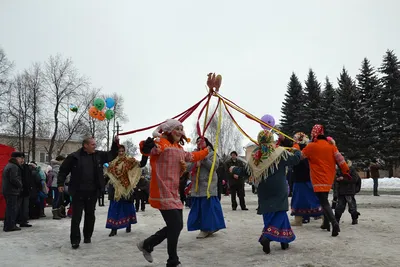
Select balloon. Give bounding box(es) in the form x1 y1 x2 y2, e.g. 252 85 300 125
260 114 275 130
103 163 109 168
69 104 78 112
105 109 114 120
97 111 106 121
89 106 99 118
105 97 115 109
93 98 105 111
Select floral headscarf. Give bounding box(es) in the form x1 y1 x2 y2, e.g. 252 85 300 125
293 132 310 145
252 130 275 166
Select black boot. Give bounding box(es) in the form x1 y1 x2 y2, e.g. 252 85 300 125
280 242 289 250
109 229 117 237
126 225 131 233
321 215 330 232
332 223 340 237
260 237 271 254
351 212 360 225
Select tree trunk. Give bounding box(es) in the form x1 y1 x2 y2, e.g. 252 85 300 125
48 101 60 162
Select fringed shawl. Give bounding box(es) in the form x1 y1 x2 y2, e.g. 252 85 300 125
245 145 291 183
106 155 142 201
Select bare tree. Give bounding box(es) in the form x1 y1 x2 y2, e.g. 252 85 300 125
103 93 128 149
42 55 88 161
6 73 32 155
24 63 42 161
0 47 14 118
55 88 100 156
192 105 243 158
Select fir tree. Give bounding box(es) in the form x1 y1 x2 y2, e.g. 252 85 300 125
303 69 322 132
377 50 400 172
280 73 307 135
320 77 336 136
333 68 360 160
356 58 381 162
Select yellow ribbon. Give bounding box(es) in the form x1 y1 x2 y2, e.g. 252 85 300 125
195 95 212 193
206 98 222 198
213 92 295 142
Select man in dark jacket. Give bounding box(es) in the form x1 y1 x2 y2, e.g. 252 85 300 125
334 160 361 225
17 163 36 227
135 175 149 212
2 152 25 232
370 159 380 196
224 151 248 211
57 136 119 249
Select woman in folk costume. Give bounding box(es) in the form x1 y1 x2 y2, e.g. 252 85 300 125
105 145 148 237
301 124 350 237
290 132 323 226
229 130 301 254
137 119 209 267
187 136 226 239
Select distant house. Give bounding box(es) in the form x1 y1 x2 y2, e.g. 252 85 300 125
0 133 82 164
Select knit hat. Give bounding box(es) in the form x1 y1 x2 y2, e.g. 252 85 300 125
311 124 324 142
293 132 309 145
11 152 25 158
152 119 183 138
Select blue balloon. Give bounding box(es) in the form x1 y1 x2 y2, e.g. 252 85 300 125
103 163 109 168
105 98 115 109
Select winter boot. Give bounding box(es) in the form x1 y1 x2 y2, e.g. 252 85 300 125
109 229 117 237
59 205 66 218
332 223 340 237
291 216 303 226
320 215 330 232
196 231 211 239
260 237 271 254
52 209 62 220
126 225 131 233
280 242 289 250
351 212 360 225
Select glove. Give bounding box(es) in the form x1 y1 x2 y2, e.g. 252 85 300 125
343 173 352 180
141 137 156 154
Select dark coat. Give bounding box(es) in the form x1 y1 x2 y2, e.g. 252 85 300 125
233 150 301 214
20 164 41 198
57 141 118 196
291 144 311 183
370 163 380 178
224 158 246 186
335 166 361 196
2 158 23 196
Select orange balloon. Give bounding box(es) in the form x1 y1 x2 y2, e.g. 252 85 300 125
89 106 99 118
97 111 106 121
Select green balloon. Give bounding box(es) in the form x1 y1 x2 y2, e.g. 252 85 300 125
105 109 114 120
93 98 105 111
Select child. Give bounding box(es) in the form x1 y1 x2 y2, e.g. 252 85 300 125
334 160 361 225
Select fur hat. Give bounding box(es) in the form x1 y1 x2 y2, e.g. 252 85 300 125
11 152 25 158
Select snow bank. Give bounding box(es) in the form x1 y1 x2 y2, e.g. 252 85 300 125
361 177 400 189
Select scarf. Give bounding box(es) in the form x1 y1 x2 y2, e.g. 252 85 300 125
246 130 291 182
106 155 142 201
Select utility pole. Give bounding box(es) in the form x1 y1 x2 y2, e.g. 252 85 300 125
113 121 122 137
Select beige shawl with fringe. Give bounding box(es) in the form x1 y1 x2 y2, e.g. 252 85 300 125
245 145 290 183
106 156 142 201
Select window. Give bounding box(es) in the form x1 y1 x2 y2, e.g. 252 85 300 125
39 152 49 163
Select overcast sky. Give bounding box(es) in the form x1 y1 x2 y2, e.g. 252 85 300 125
1 0 399 154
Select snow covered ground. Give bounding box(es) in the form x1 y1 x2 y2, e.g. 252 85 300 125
1 189 400 267
360 177 400 190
